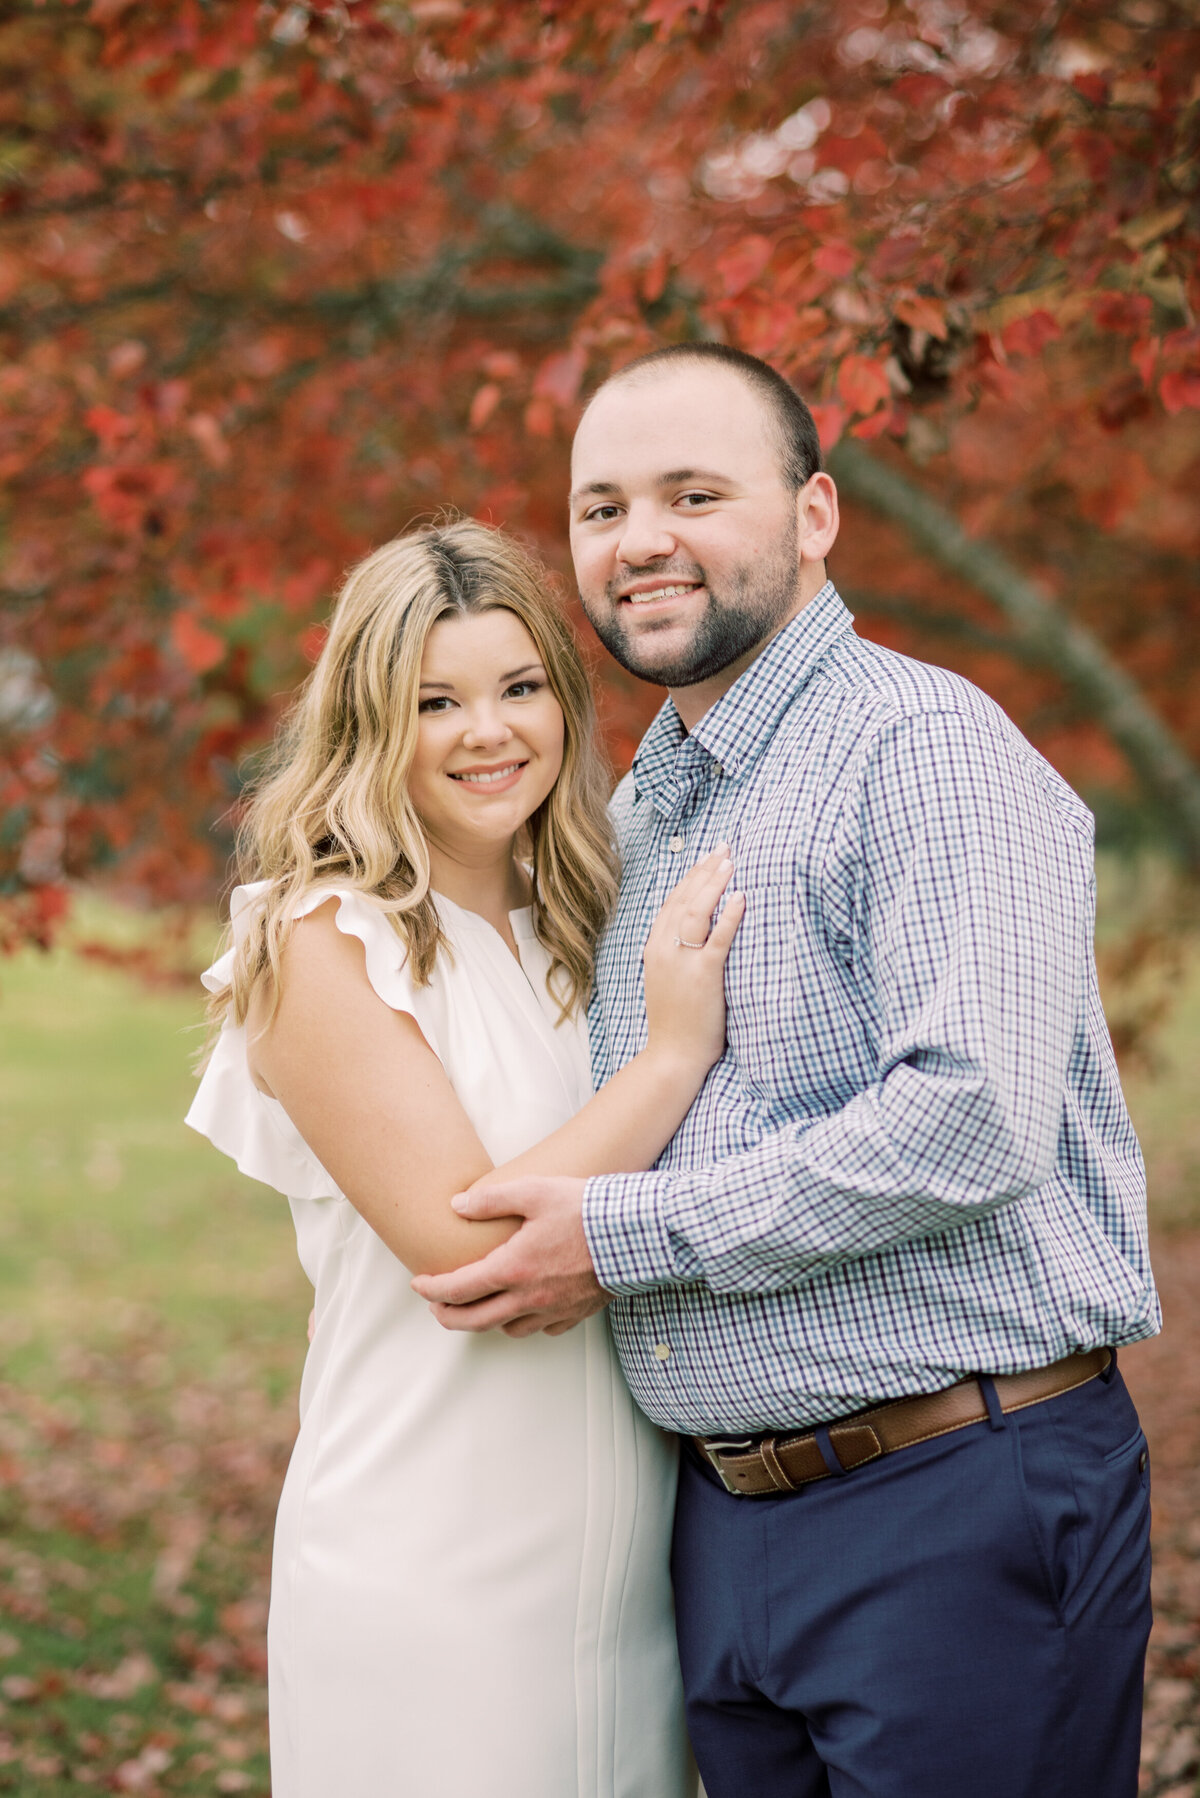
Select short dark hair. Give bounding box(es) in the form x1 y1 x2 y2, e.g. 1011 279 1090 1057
592 342 823 493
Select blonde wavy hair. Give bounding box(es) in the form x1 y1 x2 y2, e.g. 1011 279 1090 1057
208 519 619 1038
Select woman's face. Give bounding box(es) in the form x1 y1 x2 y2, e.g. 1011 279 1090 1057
408 608 566 862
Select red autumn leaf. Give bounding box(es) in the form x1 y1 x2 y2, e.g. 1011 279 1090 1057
1130 338 1159 385
532 346 587 408
1072 72 1109 106
186 413 231 468
851 405 894 440
837 354 891 416
482 351 521 381
808 401 846 450
170 613 225 675
641 249 670 304
84 405 137 451
1001 310 1062 358
819 129 889 177
716 234 773 297
1159 369 1200 414
814 241 856 279
642 0 712 39
468 382 502 430
523 396 557 438
893 294 949 341
1093 293 1153 336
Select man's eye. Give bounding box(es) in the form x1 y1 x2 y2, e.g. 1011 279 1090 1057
678 491 715 507
584 504 622 523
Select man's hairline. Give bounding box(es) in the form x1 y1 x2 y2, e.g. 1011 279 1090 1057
571 353 801 492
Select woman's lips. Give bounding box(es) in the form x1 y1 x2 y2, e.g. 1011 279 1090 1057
446 760 528 793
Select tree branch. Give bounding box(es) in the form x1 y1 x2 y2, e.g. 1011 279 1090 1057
828 440 1200 867
839 591 1045 664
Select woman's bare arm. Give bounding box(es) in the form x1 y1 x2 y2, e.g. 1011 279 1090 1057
250 858 741 1277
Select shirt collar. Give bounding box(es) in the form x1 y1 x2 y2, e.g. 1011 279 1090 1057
631 581 854 803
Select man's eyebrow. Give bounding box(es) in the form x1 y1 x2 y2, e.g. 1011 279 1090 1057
569 480 622 503
660 467 733 486
570 469 734 504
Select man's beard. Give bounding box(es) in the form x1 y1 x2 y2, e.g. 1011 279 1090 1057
581 512 801 690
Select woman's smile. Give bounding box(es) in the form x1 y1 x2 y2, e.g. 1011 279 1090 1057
447 759 530 791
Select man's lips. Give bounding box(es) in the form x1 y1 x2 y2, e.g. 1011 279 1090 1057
447 760 528 790
617 580 704 608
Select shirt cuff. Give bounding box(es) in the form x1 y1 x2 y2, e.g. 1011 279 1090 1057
582 1172 678 1295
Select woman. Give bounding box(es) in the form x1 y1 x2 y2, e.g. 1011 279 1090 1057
186 520 742 1798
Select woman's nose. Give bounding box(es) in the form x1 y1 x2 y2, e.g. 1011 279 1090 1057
461 705 512 749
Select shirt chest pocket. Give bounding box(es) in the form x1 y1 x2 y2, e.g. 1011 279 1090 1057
722 880 862 1107
724 881 803 1075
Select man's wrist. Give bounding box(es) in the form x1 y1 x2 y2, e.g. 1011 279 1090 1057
582 1171 677 1295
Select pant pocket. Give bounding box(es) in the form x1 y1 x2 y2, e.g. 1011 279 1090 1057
1009 1418 1075 1627
1018 1404 1151 1634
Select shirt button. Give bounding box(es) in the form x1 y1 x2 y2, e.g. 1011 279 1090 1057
652 1342 671 1361
668 835 685 853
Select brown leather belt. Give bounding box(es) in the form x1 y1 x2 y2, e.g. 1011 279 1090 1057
692 1348 1112 1498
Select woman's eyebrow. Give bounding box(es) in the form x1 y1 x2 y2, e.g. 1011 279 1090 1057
419 662 545 691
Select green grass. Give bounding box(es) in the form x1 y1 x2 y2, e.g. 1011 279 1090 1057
0 912 310 1394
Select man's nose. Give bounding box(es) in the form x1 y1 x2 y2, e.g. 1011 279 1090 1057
615 502 676 568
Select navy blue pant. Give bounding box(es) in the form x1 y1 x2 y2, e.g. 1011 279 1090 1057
672 1360 1151 1798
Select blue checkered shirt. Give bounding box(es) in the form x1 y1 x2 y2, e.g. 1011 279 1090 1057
582 582 1159 1436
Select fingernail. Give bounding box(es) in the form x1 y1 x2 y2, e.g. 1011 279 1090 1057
451 1193 469 1213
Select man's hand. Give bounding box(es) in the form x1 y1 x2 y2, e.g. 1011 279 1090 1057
410 1175 610 1337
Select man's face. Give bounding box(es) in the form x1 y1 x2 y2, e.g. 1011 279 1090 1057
568 364 807 691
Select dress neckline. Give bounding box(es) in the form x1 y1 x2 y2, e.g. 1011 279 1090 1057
432 887 533 935
430 888 539 978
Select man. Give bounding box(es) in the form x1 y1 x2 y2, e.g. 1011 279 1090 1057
413 344 1159 1797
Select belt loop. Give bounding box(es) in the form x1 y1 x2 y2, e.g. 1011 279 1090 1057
978 1374 1006 1431
813 1424 849 1476
1100 1347 1117 1384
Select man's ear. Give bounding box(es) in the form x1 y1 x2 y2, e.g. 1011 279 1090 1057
797 472 839 564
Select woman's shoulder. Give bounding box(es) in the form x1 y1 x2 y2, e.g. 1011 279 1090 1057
187 882 445 1201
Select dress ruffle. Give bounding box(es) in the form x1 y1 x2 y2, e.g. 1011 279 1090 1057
185 882 436 1201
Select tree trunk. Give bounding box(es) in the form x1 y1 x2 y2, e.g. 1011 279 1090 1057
827 440 1200 868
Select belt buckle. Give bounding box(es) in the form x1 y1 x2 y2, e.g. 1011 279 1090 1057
700 1435 756 1496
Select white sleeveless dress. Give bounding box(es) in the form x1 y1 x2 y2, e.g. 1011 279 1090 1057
186 883 694 1798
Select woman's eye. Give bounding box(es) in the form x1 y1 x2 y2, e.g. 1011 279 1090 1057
505 679 543 700
418 696 454 714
